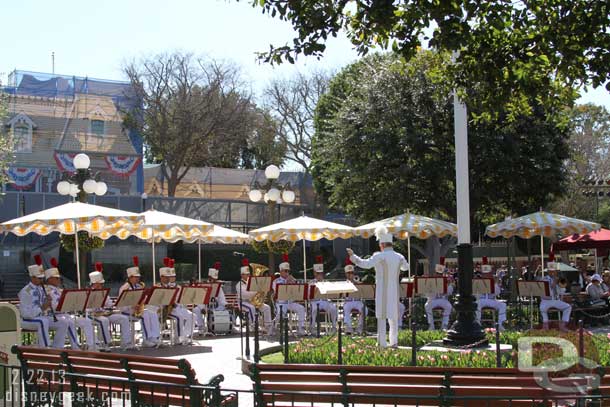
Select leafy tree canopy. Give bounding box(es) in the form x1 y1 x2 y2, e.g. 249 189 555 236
247 0 608 118
312 51 570 232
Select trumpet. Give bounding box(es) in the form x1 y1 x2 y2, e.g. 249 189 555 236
132 281 146 317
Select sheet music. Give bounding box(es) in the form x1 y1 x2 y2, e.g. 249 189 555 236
86 289 109 309
147 287 178 306
472 279 493 295
349 284 375 300
315 281 357 295
517 281 549 297
276 284 306 301
115 290 145 308
178 286 210 306
415 277 446 295
56 289 89 313
247 276 272 292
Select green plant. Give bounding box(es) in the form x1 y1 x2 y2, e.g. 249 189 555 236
60 231 104 253
251 240 295 255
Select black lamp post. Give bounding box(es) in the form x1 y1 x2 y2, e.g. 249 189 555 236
248 165 296 271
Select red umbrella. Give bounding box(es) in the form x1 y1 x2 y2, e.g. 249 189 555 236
552 228 610 252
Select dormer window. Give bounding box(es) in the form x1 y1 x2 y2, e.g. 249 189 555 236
91 119 105 136
7 113 36 153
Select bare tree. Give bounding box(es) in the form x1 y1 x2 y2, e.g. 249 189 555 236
124 52 252 196
263 70 330 173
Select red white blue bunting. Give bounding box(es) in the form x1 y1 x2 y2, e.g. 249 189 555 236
6 167 42 190
54 152 76 173
104 155 141 176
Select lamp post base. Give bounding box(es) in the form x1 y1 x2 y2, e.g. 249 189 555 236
443 243 487 347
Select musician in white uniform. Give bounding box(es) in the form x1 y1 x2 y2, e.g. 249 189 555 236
44 259 81 350
348 226 409 348
18 255 69 348
475 260 507 331
193 262 227 333
342 258 366 334
119 256 161 347
272 254 306 335
88 266 134 351
238 259 273 335
309 256 337 332
424 260 453 330
539 264 571 331
159 258 193 345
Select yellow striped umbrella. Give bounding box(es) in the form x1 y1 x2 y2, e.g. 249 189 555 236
249 215 354 281
485 211 600 275
355 213 457 277
0 201 143 287
98 209 214 285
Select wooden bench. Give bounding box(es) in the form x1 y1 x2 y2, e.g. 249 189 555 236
12 345 237 406
251 363 607 406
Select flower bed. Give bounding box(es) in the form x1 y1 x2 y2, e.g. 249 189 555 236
262 330 610 368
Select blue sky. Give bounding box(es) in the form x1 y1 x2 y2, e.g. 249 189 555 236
1 0 608 109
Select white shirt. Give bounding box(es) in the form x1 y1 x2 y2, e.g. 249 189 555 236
18 282 46 319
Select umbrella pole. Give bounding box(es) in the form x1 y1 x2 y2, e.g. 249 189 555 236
152 233 156 286
540 235 544 277
198 241 202 282
74 224 81 289
407 233 411 278
302 239 307 282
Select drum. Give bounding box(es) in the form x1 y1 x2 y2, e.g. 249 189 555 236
208 310 232 334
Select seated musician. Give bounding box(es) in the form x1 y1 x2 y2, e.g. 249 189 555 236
272 254 306 335
309 256 337 332
238 259 274 335
119 256 161 348
159 258 193 345
539 266 571 331
18 255 69 349
424 260 453 331
586 274 609 306
193 262 226 334
44 259 81 349
88 264 134 351
343 258 366 334
475 259 507 331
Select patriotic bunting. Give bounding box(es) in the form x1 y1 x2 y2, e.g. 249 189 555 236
6 167 42 190
104 155 141 176
54 152 76 173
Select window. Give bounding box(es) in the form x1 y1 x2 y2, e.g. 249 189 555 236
91 120 105 136
12 124 32 153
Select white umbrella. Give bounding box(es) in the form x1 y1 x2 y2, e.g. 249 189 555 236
0 201 143 287
486 211 600 276
355 213 458 277
249 215 354 281
98 209 214 285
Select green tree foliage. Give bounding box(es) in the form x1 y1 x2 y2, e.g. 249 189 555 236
239 108 287 169
247 0 608 117
312 51 570 232
0 90 13 188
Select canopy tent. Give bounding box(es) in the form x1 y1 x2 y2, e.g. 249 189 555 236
552 228 610 251
486 211 600 275
98 209 214 285
355 213 458 277
249 215 355 281
0 201 143 287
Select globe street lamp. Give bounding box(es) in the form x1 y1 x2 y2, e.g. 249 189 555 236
248 164 296 270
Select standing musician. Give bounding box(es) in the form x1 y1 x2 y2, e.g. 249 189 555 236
18 255 70 348
159 258 193 345
88 264 134 351
119 256 161 347
348 226 409 348
238 259 274 335
424 258 453 331
44 258 82 350
272 254 306 335
539 265 571 331
193 262 226 334
475 258 507 331
342 258 366 334
309 256 337 332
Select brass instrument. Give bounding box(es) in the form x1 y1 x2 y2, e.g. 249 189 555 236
249 263 269 309
133 281 146 317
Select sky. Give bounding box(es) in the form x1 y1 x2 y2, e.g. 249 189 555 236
1 0 608 108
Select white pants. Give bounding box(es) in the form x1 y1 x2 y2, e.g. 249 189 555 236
310 300 337 329
193 305 207 331
21 317 51 348
276 302 306 331
399 302 406 329
169 307 194 341
425 299 452 330
343 301 365 333
75 316 95 350
55 314 79 349
123 308 160 341
378 318 399 348
241 302 273 333
540 299 572 323
92 313 131 346
476 299 507 328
